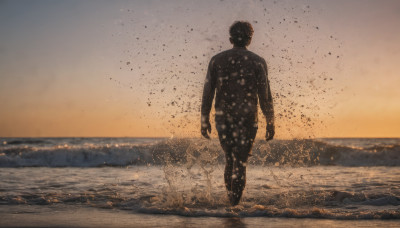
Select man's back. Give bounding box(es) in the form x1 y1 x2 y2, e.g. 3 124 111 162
201 47 273 124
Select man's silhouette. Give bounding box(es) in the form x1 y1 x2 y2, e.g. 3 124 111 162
201 21 275 206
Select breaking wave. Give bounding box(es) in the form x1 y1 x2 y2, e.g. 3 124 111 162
0 138 399 167
1 189 399 219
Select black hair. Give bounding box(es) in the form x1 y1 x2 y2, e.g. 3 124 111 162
229 21 254 47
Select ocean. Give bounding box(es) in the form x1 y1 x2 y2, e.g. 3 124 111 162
0 137 399 227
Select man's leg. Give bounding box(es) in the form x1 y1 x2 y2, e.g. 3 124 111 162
219 140 234 202
217 120 257 205
230 126 257 205
216 121 234 197
230 147 249 206
224 147 233 192
221 145 253 205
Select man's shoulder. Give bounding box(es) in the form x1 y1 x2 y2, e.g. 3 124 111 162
244 50 266 63
211 48 265 63
211 49 232 60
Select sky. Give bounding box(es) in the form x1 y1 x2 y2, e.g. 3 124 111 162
0 0 399 138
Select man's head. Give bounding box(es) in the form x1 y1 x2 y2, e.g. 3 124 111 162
229 21 254 47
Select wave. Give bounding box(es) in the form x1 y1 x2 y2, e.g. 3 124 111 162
136 203 400 220
0 138 399 167
1 189 399 219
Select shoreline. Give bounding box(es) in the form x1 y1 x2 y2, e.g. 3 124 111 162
1 205 399 228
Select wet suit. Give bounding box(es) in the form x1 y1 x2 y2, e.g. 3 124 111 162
201 47 274 205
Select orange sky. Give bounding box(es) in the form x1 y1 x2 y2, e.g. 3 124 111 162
0 0 399 138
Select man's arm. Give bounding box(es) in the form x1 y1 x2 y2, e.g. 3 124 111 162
200 58 216 139
257 59 275 141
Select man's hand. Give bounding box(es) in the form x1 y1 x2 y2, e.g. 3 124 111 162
266 124 275 141
201 116 211 139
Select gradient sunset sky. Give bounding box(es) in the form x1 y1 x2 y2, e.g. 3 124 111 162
0 0 399 138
